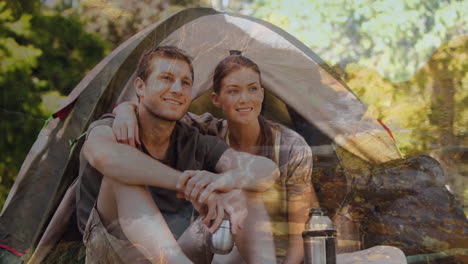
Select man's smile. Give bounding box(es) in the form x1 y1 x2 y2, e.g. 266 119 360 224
163 98 183 105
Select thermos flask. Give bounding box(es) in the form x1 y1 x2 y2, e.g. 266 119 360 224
207 218 234 254
302 208 337 264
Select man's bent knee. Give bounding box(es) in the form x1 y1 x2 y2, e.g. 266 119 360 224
96 177 119 228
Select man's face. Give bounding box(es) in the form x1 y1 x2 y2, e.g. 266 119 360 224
136 57 193 121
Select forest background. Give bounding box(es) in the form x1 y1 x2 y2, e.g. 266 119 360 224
1 0 466 212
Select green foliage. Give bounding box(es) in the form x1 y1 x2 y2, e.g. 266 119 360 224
4 0 41 16
335 36 467 158
31 13 109 95
251 0 467 82
0 1 43 207
0 0 109 208
76 0 194 47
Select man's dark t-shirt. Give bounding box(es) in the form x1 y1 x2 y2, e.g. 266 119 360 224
75 115 229 238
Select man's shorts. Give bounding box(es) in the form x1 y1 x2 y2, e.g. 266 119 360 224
83 207 213 264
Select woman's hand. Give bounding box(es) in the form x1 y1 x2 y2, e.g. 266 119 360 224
112 102 140 147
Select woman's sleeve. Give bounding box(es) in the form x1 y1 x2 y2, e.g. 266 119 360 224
283 136 314 198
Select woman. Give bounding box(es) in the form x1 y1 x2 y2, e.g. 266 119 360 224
113 53 318 264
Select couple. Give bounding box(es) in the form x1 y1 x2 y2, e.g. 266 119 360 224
76 46 317 264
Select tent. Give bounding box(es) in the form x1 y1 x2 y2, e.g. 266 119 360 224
0 7 466 264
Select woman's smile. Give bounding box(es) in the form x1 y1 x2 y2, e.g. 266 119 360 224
236 107 253 112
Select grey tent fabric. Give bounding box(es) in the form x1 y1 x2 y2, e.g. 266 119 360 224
1 7 465 264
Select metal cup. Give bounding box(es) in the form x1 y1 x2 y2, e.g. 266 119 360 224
207 219 234 255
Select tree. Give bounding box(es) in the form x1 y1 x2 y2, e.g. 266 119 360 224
0 0 109 208
250 0 467 82
75 0 200 47
425 36 467 201
0 1 42 206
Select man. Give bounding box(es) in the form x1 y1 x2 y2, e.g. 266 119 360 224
75 46 279 264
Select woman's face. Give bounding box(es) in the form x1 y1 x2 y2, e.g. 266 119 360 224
211 67 264 126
